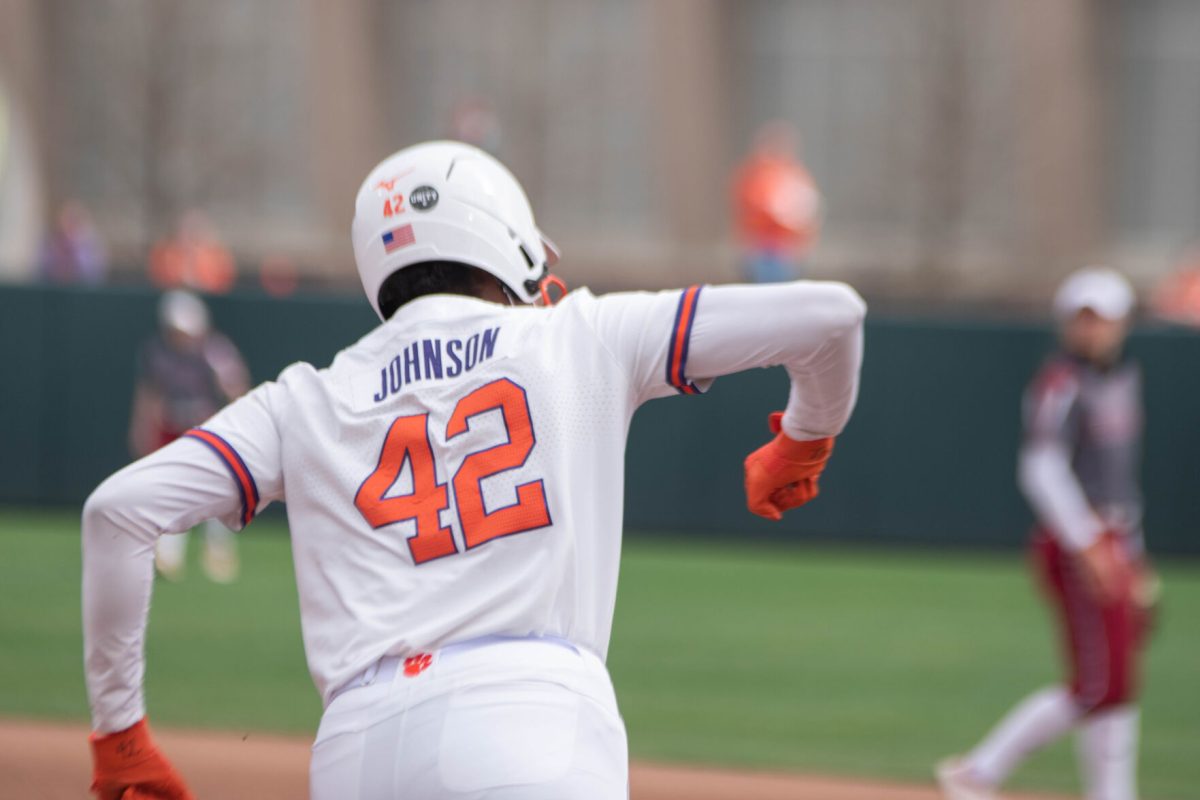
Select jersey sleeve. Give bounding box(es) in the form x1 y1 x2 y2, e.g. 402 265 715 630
1023 362 1080 445
577 281 866 438
571 286 714 404
181 380 285 529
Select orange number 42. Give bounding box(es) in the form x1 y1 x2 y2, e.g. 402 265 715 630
354 378 552 564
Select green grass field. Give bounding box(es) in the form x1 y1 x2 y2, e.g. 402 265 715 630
1 509 1197 798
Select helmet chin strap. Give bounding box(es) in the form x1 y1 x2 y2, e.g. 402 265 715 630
538 274 568 306
522 263 568 307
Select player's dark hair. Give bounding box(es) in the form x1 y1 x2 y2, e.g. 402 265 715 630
377 261 490 320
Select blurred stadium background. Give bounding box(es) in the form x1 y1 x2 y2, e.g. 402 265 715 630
1 1 1198 798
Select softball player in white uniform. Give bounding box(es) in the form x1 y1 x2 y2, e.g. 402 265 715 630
82 141 866 799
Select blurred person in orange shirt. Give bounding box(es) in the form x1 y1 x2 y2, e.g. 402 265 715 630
149 210 237 293
40 200 108 285
732 121 822 283
1151 245 1200 326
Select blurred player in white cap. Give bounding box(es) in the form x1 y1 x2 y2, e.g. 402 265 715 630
81 140 865 798
938 267 1159 800
129 289 250 582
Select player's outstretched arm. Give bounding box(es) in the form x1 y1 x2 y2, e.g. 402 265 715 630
85 385 282 727
686 281 866 439
686 282 865 518
581 280 865 519
82 441 246 797
82 441 257 729
83 383 283 797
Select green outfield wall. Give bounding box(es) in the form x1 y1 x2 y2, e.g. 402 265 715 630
3 283 1198 554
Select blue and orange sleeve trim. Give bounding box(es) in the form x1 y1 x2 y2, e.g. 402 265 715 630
184 428 260 528
666 285 704 395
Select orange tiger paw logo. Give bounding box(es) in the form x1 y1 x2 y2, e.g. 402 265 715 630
403 653 432 677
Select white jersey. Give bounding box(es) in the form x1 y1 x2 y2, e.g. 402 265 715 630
83 282 865 732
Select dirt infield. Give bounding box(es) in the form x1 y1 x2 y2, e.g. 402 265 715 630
0 718 1071 799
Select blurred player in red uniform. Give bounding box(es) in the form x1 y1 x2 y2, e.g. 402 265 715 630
939 268 1159 800
129 290 250 582
732 121 822 283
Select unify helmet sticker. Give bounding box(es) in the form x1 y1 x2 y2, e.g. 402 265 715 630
410 186 439 211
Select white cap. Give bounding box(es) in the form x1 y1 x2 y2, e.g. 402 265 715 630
351 141 558 320
1053 267 1135 321
159 290 210 337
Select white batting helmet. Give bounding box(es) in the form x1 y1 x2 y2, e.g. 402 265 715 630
351 140 559 319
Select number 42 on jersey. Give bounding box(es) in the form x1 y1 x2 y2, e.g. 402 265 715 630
354 378 552 564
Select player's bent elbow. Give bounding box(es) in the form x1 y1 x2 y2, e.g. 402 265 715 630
81 474 135 534
836 282 868 325
82 485 114 534
809 281 867 333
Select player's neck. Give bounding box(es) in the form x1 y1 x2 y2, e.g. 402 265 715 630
473 278 513 306
1065 348 1123 372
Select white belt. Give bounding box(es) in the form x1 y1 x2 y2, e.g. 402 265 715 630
330 635 578 702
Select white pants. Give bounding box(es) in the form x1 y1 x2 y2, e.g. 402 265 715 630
310 637 629 800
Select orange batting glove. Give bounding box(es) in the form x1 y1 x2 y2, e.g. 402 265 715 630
90 718 194 800
743 412 835 521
